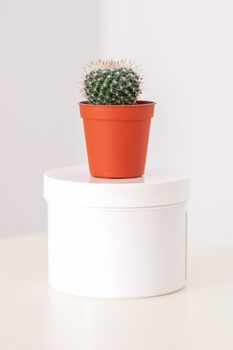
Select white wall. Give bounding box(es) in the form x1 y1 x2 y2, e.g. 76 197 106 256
0 0 101 236
1 0 233 241
101 0 233 241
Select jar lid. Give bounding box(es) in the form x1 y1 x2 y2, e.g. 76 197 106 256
44 165 190 208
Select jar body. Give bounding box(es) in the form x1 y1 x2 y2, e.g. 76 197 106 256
48 202 187 298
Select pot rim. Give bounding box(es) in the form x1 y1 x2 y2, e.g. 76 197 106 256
79 100 156 108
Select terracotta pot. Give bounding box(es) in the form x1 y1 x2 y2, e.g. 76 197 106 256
79 101 155 178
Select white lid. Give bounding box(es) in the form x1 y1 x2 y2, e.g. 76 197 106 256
44 165 190 208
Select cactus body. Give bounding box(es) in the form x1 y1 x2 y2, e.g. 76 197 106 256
82 61 142 105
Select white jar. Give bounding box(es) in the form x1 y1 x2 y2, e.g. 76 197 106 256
44 165 190 298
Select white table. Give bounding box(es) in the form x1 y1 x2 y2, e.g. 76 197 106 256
0 233 233 350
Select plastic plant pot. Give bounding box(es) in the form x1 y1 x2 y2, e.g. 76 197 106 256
79 101 155 178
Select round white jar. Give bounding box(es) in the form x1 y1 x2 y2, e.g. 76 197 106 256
44 165 190 298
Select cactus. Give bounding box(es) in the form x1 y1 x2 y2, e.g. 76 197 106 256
81 60 142 105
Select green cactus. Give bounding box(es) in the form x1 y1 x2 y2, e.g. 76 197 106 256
81 60 142 105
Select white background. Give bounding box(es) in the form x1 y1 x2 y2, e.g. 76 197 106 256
1 0 233 240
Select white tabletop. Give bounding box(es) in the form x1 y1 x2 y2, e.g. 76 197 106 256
0 233 232 350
